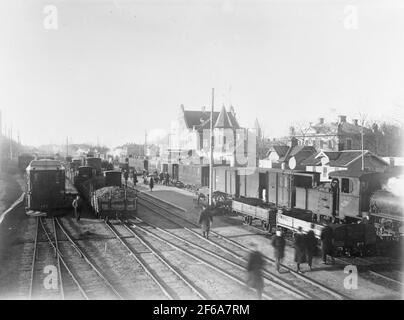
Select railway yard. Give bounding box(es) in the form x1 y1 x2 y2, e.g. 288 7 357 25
0 171 402 300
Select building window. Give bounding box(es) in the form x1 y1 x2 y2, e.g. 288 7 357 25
328 140 333 149
338 142 345 151
341 178 352 193
346 138 352 150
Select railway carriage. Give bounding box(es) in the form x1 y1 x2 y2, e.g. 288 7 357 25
26 159 77 214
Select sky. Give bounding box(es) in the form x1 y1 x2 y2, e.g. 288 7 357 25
0 0 404 147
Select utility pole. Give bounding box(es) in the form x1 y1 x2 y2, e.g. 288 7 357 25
209 88 214 207
9 125 13 160
361 124 364 171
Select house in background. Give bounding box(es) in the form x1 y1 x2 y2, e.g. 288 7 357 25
291 115 376 153
301 150 390 181
167 104 248 166
261 138 317 170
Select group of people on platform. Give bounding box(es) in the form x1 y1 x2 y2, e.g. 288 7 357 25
121 168 171 191
197 205 336 300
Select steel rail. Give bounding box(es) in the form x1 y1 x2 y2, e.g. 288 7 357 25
120 222 209 300
43 218 89 300
55 218 124 300
38 218 65 300
132 214 307 299
128 219 275 300
103 221 174 300
333 256 403 287
112 221 209 300
138 193 349 300
28 217 39 300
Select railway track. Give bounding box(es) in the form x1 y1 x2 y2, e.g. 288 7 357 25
334 256 403 288
136 191 348 300
103 220 208 300
53 218 124 299
126 217 284 300
29 217 63 300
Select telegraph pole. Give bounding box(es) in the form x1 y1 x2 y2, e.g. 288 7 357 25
209 88 214 207
361 125 364 170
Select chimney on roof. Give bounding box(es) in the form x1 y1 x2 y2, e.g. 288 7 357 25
319 117 324 124
352 119 358 126
202 106 206 113
338 115 347 123
180 104 185 112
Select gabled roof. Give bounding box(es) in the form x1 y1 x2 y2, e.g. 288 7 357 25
183 108 240 131
301 150 389 168
267 145 289 157
215 106 234 129
279 145 317 162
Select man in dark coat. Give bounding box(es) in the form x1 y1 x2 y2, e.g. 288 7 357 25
149 176 154 191
198 205 213 239
132 170 138 186
72 195 83 222
165 172 170 186
272 229 286 273
305 224 317 271
320 225 335 264
294 227 306 273
246 244 264 300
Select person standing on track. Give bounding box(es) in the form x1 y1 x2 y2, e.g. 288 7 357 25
246 243 264 300
198 205 213 239
294 227 306 273
149 175 154 191
272 229 286 273
320 224 335 264
72 195 82 222
305 224 317 271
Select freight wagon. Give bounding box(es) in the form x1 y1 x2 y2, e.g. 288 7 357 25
231 198 276 231
25 159 78 215
74 167 136 220
178 164 209 188
86 157 102 175
91 186 137 220
213 166 238 196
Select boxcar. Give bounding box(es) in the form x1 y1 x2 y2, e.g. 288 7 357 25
86 157 102 176
213 166 238 196
105 170 122 187
26 159 71 212
178 164 209 188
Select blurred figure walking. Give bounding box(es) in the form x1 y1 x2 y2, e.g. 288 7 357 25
272 229 285 273
294 227 306 273
149 175 154 191
320 224 335 264
198 205 213 239
305 224 317 271
246 244 264 300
